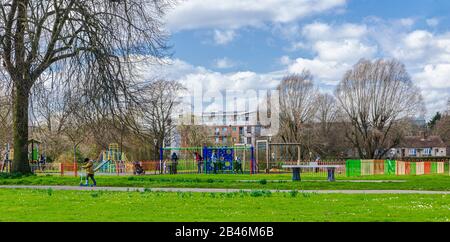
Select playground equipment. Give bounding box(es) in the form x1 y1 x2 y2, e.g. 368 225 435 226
346 159 446 177
0 144 12 173
160 145 256 174
256 140 301 173
28 139 41 162
95 143 129 173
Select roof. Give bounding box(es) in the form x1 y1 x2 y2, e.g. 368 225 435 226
399 136 446 149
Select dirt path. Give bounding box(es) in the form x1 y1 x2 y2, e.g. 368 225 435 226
1 185 449 194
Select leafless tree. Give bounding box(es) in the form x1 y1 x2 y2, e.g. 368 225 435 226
335 59 424 159
131 79 185 158
313 93 341 157
0 0 174 173
434 116 450 147
276 71 319 159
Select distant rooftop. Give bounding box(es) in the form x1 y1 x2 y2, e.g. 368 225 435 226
399 135 446 148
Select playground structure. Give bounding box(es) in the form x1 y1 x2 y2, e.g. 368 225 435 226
255 140 347 177
155 144 256 174
159 145 256 174
94 143 130 173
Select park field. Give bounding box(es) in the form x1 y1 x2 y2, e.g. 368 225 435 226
1 173 450 191
0 188 449 222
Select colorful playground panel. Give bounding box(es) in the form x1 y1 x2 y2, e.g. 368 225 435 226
346 159 446 177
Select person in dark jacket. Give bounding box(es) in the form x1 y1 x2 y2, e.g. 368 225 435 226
171 152 178 174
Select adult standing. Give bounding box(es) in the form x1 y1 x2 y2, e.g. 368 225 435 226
171 152 178 174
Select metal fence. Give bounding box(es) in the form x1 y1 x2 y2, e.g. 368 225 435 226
1 159 449 177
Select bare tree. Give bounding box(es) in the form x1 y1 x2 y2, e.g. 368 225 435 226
276 71 319 158
314 93 340 157
0 0 173 173
335 59 424 159
129 79 185 158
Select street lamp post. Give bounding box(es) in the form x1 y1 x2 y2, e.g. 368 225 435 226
267 135 272 174
154 138 159 173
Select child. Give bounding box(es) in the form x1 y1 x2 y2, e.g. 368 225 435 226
194 152 203 174
82 158 96 187
234 156 243 174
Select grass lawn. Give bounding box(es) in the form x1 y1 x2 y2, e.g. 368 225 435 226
0 188 448 222
1 173 450 191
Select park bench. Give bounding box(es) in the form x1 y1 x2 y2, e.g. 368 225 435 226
282 165 344 182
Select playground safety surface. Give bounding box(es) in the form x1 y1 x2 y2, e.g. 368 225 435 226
1 185 449 194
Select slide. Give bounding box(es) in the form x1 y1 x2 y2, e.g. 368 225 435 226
94 160 110 172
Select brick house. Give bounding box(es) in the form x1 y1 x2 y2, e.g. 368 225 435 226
395 135 447 158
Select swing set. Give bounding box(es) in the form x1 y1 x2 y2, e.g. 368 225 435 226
256 140 301 173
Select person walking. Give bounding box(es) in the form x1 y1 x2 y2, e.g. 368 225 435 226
82 158 97 187
195 152 203 174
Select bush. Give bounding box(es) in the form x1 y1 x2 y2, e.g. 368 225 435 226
259 179 267 185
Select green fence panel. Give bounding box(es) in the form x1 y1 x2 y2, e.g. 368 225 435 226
431 162 438 174
346 159 361 177
410 162 416 175
384 160 396 175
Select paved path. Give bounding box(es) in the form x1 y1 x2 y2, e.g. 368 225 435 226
1 185 449 194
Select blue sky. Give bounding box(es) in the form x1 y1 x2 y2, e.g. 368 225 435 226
154 0 450 119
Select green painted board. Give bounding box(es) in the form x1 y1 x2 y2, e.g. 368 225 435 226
384 160 396 175
346 160 361 177
410 162 416 175
431 162 438 174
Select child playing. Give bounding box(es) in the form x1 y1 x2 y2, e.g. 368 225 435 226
82 158 96 187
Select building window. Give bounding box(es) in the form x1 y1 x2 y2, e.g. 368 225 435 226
233 127 237 132
239 127 243 135
233 137 236 142
247 127 252 134
223 127 227 132
409 149 417 156
245 113 249 121
222 137 227 143
247 137 252 144
215 137 219 143
424 148 432 156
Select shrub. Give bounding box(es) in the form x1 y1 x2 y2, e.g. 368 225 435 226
259 179 267 185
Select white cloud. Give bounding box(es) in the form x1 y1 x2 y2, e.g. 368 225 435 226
166 0 347 31
213 30 236 45
213 57 236 69
398 18 415 27
414 64 450 89
302 22 368 40
426 18 440 27
313 39 377 62
284 22 376 84
288 58 350 85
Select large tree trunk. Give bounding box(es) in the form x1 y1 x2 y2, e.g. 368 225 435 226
12 84 31 173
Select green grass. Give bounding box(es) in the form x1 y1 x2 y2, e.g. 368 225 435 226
0 188 448 221
1 173 450 191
